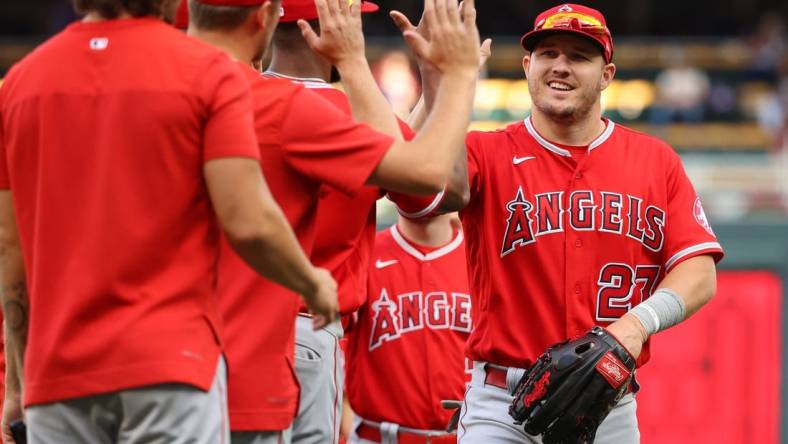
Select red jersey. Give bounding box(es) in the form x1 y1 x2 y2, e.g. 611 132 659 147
461 117 724 369
0 18 259 406
346 225 471 430
219 67 394 431
263 72 443 316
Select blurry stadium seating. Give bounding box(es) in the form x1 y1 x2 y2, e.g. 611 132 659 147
3 37 785 222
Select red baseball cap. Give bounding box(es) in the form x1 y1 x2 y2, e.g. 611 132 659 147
521 3 613 63
279 0 379 23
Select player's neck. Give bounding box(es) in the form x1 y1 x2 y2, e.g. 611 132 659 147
82 11 134 22
188 28 257 65
268 47 332 82
396 215 455 248
530 108 607 147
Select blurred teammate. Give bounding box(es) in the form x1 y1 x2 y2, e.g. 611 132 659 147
400 3 725 442
265 2 454 442
344 212 471 444
0 0 339 443
186 0 480 442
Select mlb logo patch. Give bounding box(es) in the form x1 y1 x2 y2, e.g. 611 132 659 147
89 37 109 51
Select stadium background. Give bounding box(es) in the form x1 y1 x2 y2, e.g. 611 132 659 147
1 0 786 442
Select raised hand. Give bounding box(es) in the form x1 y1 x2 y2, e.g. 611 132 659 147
297 0 365 69
394 0 480 77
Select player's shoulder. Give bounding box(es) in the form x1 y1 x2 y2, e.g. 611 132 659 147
467 120 525 141
609 121 681 162
373 226 396 248
465 120 527 155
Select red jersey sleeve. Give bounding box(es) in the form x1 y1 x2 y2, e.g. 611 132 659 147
662 151 724 272
279 88 394 197
386 189 446 219
199 55 259 163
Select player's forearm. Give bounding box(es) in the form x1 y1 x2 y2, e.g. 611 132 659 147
336 57 403 140
408 72 476 188
0 248 27 396
435 151 470 213
406 66 441 131
655 255 717 318
368 72 475 195
608 255 717 357
406 95 427 130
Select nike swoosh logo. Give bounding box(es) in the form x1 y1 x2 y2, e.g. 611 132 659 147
513 156 536 165
375 259 399 269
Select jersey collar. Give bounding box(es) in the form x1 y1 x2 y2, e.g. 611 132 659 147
262 71 333 89
390 224 464 262
524 115 615 157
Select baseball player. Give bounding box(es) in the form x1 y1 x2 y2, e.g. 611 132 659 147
0 0 339 443
264 2 454 443
399 3 725 443
186 0 481 442
344 212 471 444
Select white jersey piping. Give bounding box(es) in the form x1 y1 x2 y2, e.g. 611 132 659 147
262 70 334 89
523 115 615 156
388 187 446 219
664 242 722 271
389 224 464 262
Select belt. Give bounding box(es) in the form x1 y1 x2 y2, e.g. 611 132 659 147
483 365 509 390
356 423 456 444
484 364 638 394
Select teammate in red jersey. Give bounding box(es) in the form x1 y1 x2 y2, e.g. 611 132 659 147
186 0 480 442
264 2 451 442
0 0 339 442
344 213 471 444
398 3 725 443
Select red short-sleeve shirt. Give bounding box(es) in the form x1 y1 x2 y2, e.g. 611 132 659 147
0 18 259 406
219 67 395 431
262 75 442 317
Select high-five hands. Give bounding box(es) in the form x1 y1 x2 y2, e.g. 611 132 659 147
298 0 365 69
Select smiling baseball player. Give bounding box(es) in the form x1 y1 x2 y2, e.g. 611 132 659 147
398 3 727 443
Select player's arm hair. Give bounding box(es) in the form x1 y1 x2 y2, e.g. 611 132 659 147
611 254 717 349
203 158 320 297
652 254 717 319
0 191 27 400
366 73 476 195
434 150 470 213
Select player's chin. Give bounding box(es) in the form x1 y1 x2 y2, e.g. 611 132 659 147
539 102 578 120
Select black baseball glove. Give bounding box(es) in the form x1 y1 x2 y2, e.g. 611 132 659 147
508 326 636 444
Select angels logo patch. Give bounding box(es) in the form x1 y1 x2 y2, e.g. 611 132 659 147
693 197 714 236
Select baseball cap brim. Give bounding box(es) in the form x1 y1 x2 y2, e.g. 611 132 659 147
280 1 379 22
521 28 611 63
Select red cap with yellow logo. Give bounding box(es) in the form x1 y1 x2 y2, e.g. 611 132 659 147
521 3 613 63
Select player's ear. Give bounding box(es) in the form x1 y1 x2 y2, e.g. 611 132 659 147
599 62 616 91
259 0 280 31
522 54 531 80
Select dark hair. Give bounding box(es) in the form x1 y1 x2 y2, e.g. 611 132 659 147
72 0 173 19
272 20 317 50
188 0 259 31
